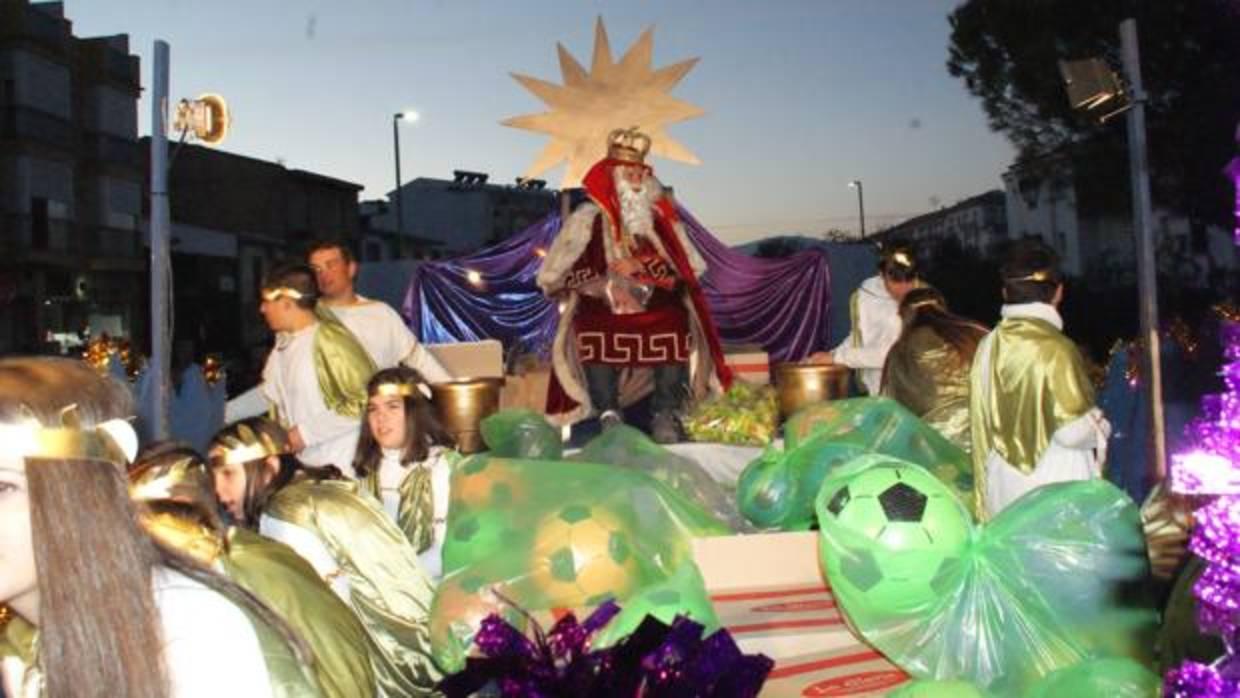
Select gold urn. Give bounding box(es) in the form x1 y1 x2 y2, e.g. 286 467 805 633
430 377 504 454
774 363 851 419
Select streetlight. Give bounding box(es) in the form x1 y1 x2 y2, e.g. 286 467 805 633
393 110 419 240
848 180 866 239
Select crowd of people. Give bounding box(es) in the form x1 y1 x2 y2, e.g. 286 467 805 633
0 131 1118 697
811 238 1110 519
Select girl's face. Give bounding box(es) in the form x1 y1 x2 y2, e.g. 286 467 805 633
211 460 250 521
0 459 37 620
367 394 408 450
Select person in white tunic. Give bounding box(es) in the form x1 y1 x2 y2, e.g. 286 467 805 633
807 243 921 396
969 240 1110 519
308 241 451 384
0 357 315 698
351 366 457 580
257 264 376 477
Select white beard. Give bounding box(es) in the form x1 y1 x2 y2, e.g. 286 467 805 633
615 171 660 242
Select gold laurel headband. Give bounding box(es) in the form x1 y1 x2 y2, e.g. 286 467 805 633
1009 269 1053 282
373 382 417 398
260 287 306 302
906 298 944 312
211 442 275 467
0 422 128 465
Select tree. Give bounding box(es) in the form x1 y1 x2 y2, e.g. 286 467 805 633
947 0 1240 226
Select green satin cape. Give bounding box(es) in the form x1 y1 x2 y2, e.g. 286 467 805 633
313 306 376 419
969 316 1094 488
266 479 441 696
883 325 981 455
224 527 378 698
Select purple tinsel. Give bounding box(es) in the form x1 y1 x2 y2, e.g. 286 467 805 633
1165 661 1238 697
437 599 774 697
1167 317 1240 696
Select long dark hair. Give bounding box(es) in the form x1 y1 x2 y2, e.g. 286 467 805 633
897 287 988 365
1 359 311 698
208 417 343 529
352 366 453 481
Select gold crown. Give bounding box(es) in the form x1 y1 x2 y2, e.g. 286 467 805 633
608 127 652 164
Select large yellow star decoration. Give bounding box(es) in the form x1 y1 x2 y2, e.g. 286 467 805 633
503 17 705 189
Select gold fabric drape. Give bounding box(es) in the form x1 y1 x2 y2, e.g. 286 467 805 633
882 326 977 454
970 316 1095 513
313 306 377 419
266 479 441 697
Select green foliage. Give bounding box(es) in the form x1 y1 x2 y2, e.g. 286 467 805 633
947 0 1240 226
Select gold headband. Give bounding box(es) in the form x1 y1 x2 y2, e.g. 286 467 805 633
1009 269 1054 283
906 298 944 312
0 403 133 466
373 381 416 398
210 422 289 467
888 250 915 268
261 287 306 302
130 454 209 503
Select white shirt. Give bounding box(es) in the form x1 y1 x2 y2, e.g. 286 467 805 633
975 302 1110 517
830 275 904 396
153 567 275 698
325 296 452 383
261 323 362 477
376 447 452 580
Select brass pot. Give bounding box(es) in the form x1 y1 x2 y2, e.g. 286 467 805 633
774 363 851 419
430 377 505 454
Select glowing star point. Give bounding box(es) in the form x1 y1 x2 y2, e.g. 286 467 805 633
502 18 704 188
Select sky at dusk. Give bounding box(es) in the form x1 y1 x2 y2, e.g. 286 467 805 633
68 0 1016 244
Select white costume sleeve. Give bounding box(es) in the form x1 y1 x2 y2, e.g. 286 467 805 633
1052 407 1110 449
224 384 270 423
153 568 275 698
260 514 351 600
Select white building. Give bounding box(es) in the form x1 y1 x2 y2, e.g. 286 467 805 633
375 171 556 255
1003 160 1238 285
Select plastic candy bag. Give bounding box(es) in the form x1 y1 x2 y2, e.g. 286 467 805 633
682 382 779 446
432 455 731 672
815 455 1156 695
480 409 562 460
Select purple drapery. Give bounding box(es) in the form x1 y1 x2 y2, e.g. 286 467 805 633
402 204 833 364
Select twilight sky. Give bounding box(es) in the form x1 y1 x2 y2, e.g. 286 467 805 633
68 0 1015 244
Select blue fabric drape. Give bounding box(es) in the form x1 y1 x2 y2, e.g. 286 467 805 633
402 204 835 364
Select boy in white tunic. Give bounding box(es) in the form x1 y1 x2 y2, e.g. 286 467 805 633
308 241 451 383
258 264 375 476
807 243 920 396
969 240 1110 518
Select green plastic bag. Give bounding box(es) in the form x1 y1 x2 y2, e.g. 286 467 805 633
738 397 975 530
571 424 746 531
1024 658 1159 697
480 408 562 459
815 455 1157 695
432 454 731 672
590 561 721 648
886 680 992 698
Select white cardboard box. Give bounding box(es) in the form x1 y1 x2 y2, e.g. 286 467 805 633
692 531 909 697
724 345 771 385
427 340 504 380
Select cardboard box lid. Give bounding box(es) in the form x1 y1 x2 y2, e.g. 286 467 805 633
693 531 823 592
427 339 504 380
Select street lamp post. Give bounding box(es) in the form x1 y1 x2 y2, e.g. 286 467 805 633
392 110 419 243
849 180 866 239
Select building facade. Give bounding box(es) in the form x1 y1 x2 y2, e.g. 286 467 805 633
1002 159 1239 286
0 0 144 354
140 138 363 360
873 190 1009 258
376 170 557 254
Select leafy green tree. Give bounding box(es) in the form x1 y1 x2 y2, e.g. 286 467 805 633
947 0 1240 225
